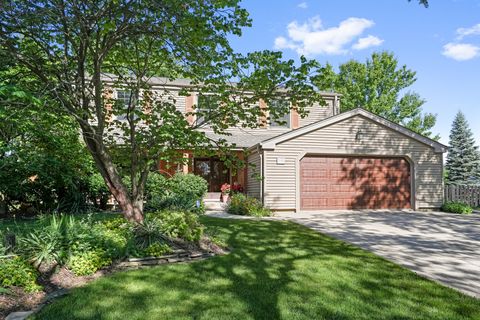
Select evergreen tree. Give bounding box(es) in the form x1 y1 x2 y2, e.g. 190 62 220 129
445 111 480 185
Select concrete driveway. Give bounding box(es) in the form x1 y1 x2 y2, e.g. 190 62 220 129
274 210 480 298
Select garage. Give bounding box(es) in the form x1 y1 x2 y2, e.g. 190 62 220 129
300 156 411 210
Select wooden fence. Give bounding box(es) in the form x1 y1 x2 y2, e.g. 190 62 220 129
444 185 480 208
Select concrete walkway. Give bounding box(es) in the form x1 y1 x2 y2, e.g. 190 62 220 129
272 210 480 298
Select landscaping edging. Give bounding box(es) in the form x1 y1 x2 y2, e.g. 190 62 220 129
116 250 216 269
4 250 218 320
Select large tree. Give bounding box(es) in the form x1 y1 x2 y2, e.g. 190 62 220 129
0 0 320 222
313 51 438 138
0 52 93 215
445 111 480 186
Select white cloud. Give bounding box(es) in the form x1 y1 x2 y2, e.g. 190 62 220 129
442 43 480 61
274 16 381 56
274 37 298 51
352 35 384 50
298 2 308 9
456 23 480 39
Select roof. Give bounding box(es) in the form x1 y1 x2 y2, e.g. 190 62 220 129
257 108 448 153
203 131 281 149
100 74 342 97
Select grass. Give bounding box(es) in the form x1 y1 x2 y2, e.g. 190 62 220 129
28 216 480 320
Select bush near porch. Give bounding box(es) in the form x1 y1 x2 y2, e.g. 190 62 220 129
144 173 208 214
226 194 271 217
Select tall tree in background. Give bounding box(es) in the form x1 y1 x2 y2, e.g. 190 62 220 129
314 52 438 139
0 0 320 223
445 111 480 186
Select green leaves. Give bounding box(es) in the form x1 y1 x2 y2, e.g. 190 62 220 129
313 51 437 138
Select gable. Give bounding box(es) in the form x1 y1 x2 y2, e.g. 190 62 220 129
276 115 438 156
260 108 447 153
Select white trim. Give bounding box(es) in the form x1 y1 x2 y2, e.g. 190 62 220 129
260 108 447 153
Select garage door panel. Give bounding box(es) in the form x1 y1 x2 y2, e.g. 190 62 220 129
300 156 411 210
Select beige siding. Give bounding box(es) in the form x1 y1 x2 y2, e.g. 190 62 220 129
149 88 186 114
246 151 262 199
150 91 337 132
263 115 443 211
173 91 186 113
213 96 336 135
299 99 334 127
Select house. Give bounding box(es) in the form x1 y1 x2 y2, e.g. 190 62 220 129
108 77 447 212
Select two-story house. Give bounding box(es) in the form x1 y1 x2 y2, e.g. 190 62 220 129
108 77 447 212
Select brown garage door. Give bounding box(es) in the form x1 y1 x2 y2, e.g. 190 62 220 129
300 156 411 210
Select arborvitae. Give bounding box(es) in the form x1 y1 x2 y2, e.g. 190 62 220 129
445 111 480 185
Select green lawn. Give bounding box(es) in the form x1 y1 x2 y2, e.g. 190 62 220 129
28 216 480 320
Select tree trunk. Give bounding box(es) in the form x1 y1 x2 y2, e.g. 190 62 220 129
118 195 144 224
79 124 144 223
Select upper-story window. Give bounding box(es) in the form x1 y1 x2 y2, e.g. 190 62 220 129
116 90 138 120
269 99 290 128
196 94 219 126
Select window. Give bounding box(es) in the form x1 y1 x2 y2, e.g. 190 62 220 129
115 90 139 121
196 94 219 125
115 91 132 120
269 99 290 128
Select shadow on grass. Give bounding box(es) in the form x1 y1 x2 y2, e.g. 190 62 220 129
33 217 480 320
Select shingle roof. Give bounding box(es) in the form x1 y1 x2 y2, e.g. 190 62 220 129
203 131 281 148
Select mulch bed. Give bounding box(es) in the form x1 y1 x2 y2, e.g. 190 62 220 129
0 237 228 320
0 288 45 319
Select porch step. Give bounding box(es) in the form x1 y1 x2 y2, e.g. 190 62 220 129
204 192 222 202
204 201 226 211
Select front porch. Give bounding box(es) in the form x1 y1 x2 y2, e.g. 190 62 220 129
157 151 248 203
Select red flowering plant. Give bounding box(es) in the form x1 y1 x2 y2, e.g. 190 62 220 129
231 182 244 194
220 183 231 195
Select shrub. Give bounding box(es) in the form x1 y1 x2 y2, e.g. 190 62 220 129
18 230 60 268
441 201 473 214
67 249 112 276
86 173 111 210
226 194 271 217
0 256 41 292
100 216 130 232
144 173 168 211
161 193 205 214
143 243 172 257
94 218 131 259
130 217 165 249
18 214 101 267
151 210 204 242
144 173 207 213
167 173 208 200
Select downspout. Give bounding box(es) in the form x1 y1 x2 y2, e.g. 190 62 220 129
258 145 264 205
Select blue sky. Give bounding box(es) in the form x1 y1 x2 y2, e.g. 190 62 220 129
228 0 480 145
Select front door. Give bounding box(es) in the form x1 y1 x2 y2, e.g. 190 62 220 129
194 158 230 192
